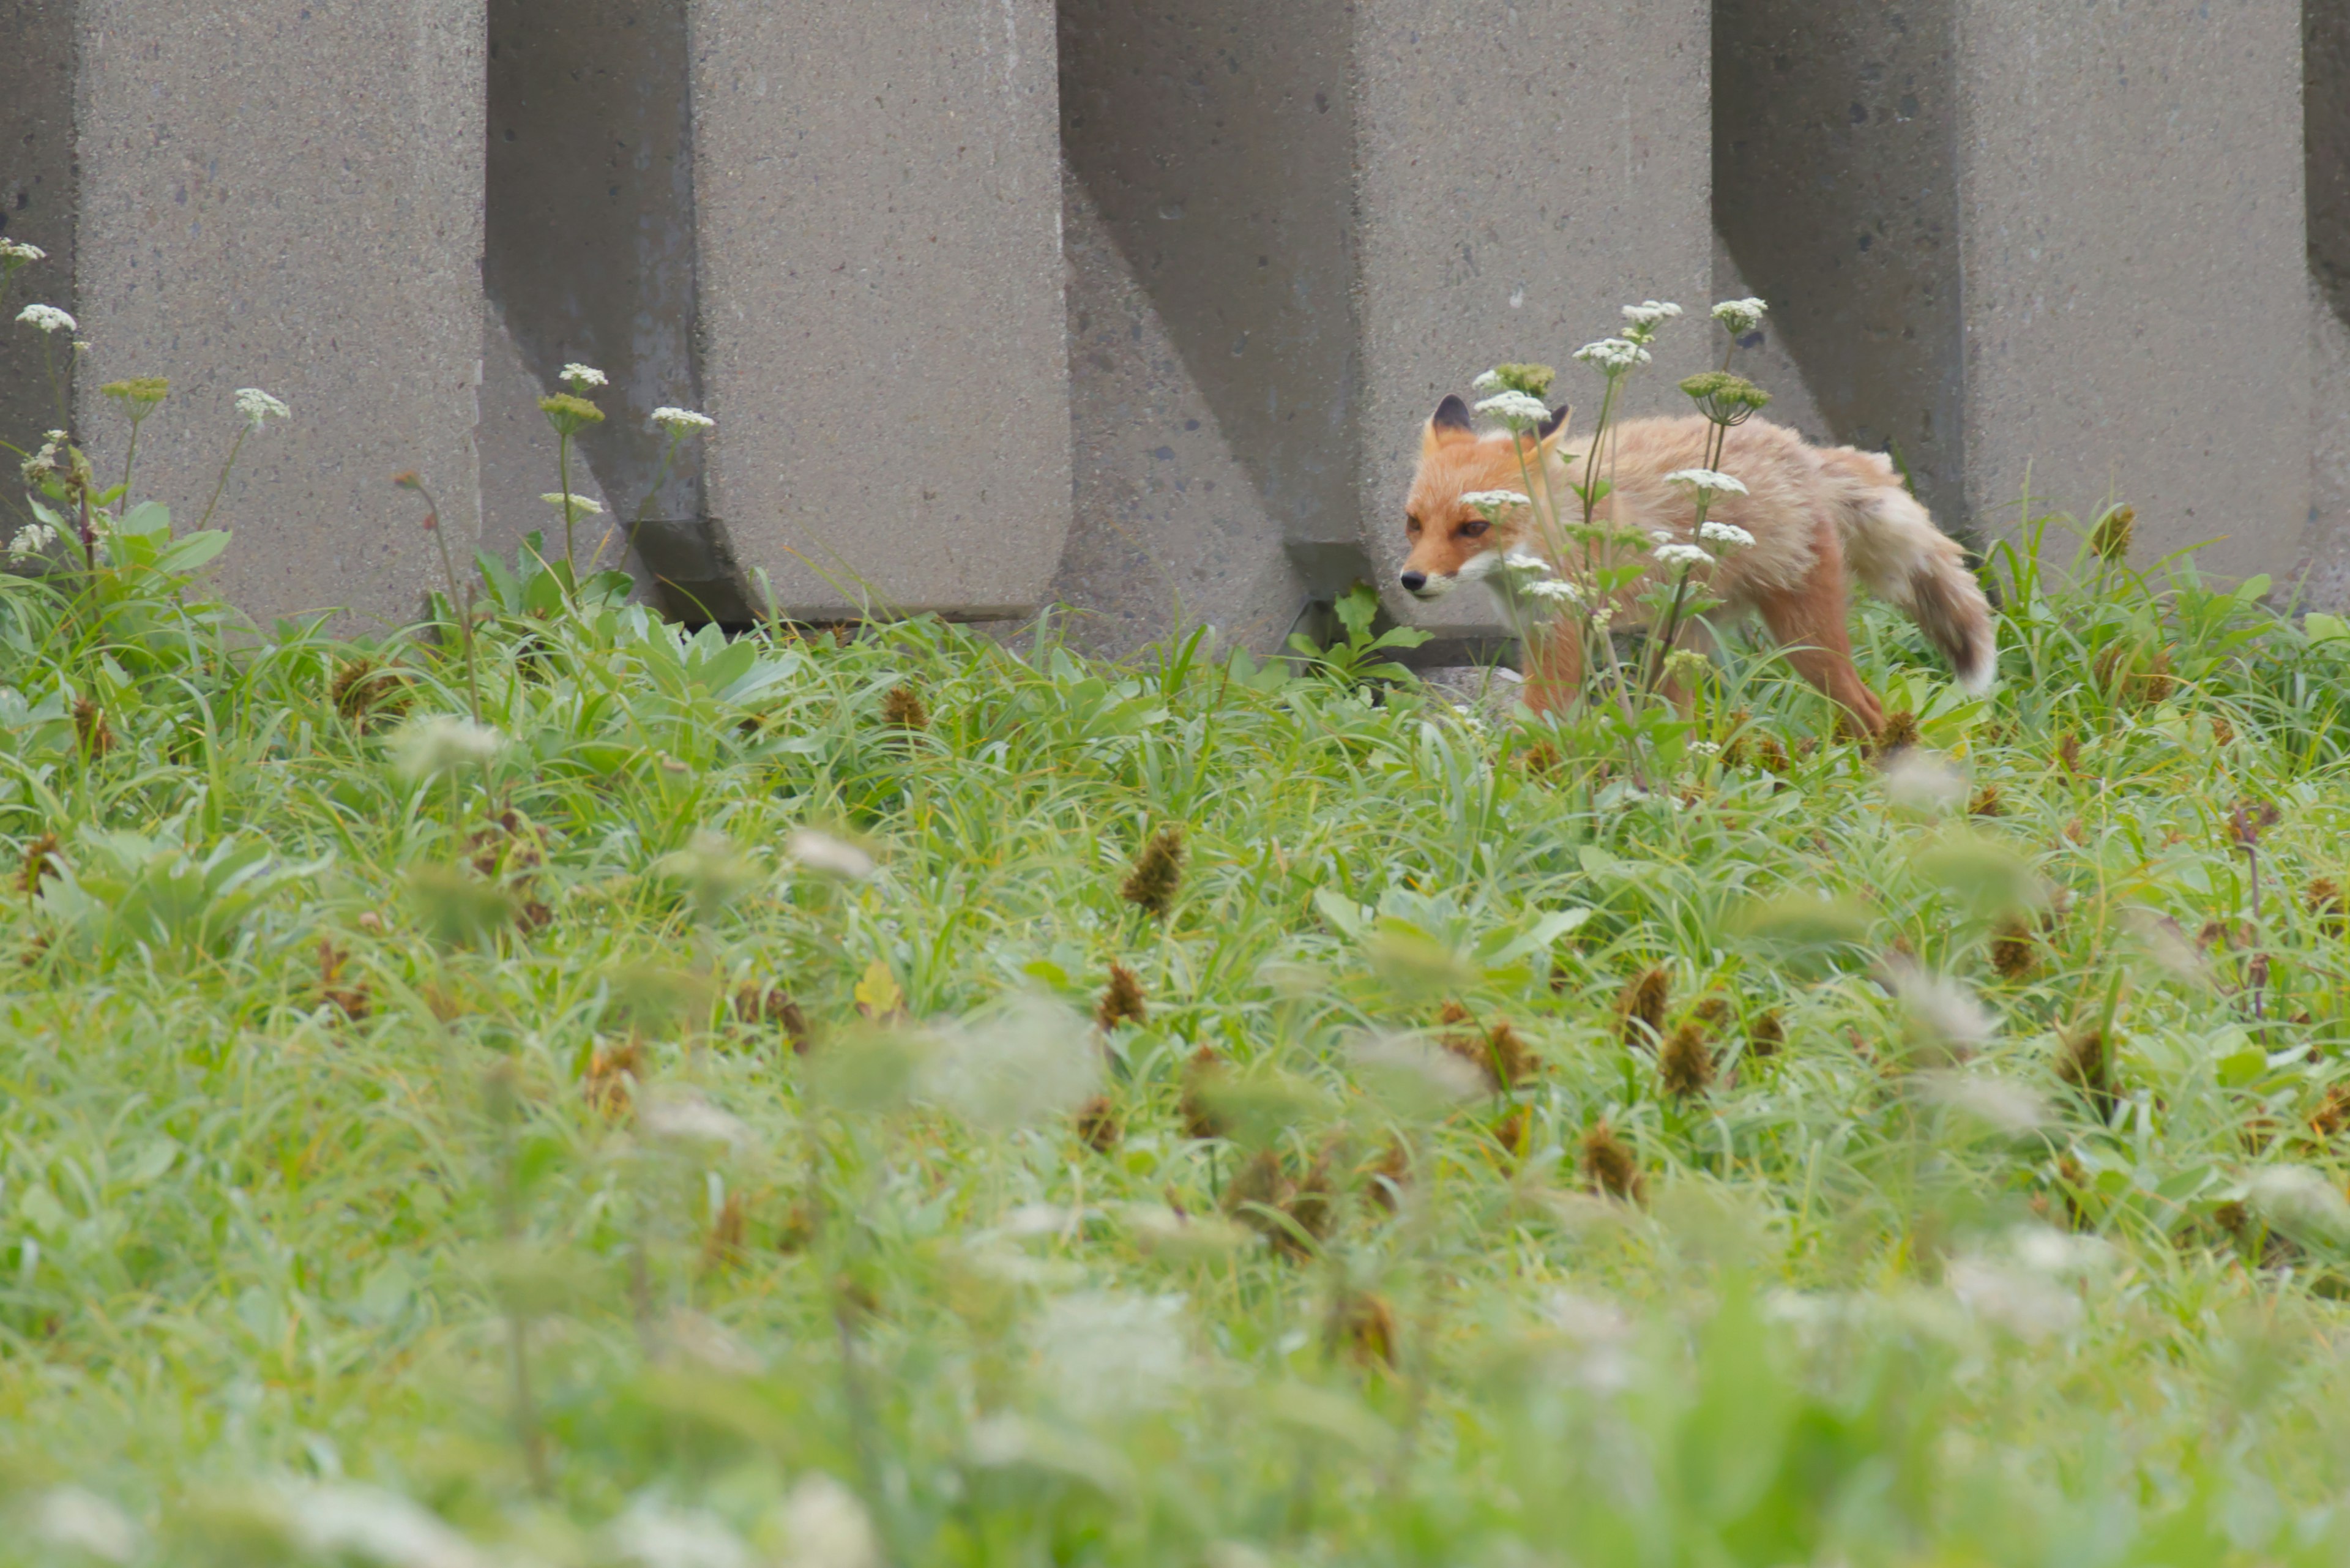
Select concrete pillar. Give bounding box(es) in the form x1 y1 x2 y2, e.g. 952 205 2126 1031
0 1 78 458
1055 0 1712 653
1718 0 2309 578
1 0 485 624
2297 0 2350 606
689 1 1072 622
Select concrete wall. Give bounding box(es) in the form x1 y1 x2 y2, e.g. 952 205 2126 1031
1719 0 2310 577
29 0 486 628
0 0 79 461
690 0 1072 622
1055 0 1711 653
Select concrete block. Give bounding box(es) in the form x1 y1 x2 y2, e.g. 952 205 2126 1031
690 0 1072 621
0 0 79 458
19 0 487 627
485 0 715 614
1718 0 2309 575
1054 0 1712 650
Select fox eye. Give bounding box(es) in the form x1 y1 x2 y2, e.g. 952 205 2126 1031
1405 514 1422 536
1457 518 1490 539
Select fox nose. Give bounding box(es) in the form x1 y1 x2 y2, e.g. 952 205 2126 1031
1399 570 1428 594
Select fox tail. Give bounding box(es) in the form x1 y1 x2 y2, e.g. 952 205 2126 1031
1819 447 1997 695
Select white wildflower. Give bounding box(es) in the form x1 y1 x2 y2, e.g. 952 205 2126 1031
1663 468 1748 496
1572 337 1651 373
780 1475 881 1568
1526 578 1583 603
32 1488 139 1564
1498 548 1551 577
1652 542 1714 569
1712 296 1769 334
0 239 47 265
1472 390 1551 427
283 1483 487 1568
605 1500 751 1568
560 362 608 390
919 996 1100 1131
786 827 875 880
1651 529 1676 543
639 1089 753 1152
234 386 291 427
1470 369 1505 393
390 715 503 780
540 491 606 513
1035 1291 1190 1417
15 303 75 335
1698 520 1756 548
1619 299 1683 331
1688 739 1722 758
8 522 58 559
1946 1255 2080 1342
652 406 715 434
1458 488 1532 513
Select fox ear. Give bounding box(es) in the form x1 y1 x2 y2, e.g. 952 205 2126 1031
1429 395 1473 434
1538 404 1570 440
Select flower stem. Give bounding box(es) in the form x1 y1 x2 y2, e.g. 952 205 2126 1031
195 426 251 534
557 431 579 578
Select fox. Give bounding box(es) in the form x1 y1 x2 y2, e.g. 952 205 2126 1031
1398 394 1995 733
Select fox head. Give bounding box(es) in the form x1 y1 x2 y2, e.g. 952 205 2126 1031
1398 394 1569 600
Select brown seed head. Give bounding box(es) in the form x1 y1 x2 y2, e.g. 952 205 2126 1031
1366 1137 1411 1214
1968 783 2004 818
2057 1026 2116 1118
18 832 59 898
1616 965 1669 1047
1990 916 2038 980
330 656 416 733
585 1039 645 1119
1074 1094 1123 1152
2208 712 2235 747
1747 1009 1785 1059
2056 734 2081 777
1658 1021 1715 1099
880 683 930 731
1335 1290 1398 1369
2310 1083 2350 1141
1876 709 1921 754
733 984 811 1053
1178 1045 1226 1140
1516 741 1561 777
72 696 113 758
2309 877 2347 932
1120 825 1187 918
2089 504 2135 564
1095 961 1147 1029
701 1191 748 1274
1580 1120 1645 1203
1752 733 1789 774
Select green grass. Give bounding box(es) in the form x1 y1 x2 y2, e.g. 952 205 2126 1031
5 515 2350 1567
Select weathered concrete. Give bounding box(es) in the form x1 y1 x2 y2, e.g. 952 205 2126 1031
1718 0 2309 574
478 301 628 580
1051 175 1310 658
0 0 80 462
690 0 1072 622
1055 0 1712 651
2294 295 2350 607
1711 234 1829 444
485 0 717 614
2311 0 2350 326
46 0 486 626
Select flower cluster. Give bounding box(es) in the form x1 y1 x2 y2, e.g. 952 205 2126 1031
1473 390 1552 428
1619 299 1682 343
0 239 45 267
542 491 604 513
1664 468 1748 497
1679 370 1771 426
651 406 715 435
234 387 291 427
1712 296 1769 335
538 392 605 436
560 362 608 391
1458 489 1532 515
1698 520 1756 548
7 523 59 559
101 377 170 409
1526 577 1583 604
1573 337 1651 374
1653 542 1714 569
16 303 75 335
1471 363 1557 399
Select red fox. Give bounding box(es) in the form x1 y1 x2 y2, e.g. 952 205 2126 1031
1399 395 1995 733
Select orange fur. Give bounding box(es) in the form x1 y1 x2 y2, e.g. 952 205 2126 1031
1400 406 1994 730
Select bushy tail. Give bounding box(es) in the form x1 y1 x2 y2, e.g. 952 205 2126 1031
1819 447 1997 694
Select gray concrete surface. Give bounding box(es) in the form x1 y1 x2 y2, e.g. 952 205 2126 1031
2311 0 2350 326
0 0 80 466
2295 294 2350 608
485 0 720 614
54 0 486 629
1054 0 1712 652
690 0 1072 622
1719 0 2309 575
478 301 634 584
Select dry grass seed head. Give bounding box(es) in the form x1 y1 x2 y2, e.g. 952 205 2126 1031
585 1039 645 1118
1095 962 1147 1029
329 656 415 733
72 696 113 758
1968 783 2004 818
880 683 930 731
1121 826 1187 918
1580 1120 1645 1203
701 1191 748 1274
1616 966 1670 1047
1747 1009 1785 1059
1179 1045 1227 1140
1516 741 1561 777
2308 877 2346 933
1659 1021 1715 1099
1074 1094 1123 1152
1335 1291 1398 1369
733 983 811 1053
1990 916 2038 980
2310 1083 2350 1141
19 832 59 898
2057 1026 2117 1118
1876 709 1922 755
1367 1137 1411 1213
2056 734 2082 776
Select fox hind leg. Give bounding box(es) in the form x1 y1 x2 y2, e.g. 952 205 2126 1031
1754 519 1886 734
